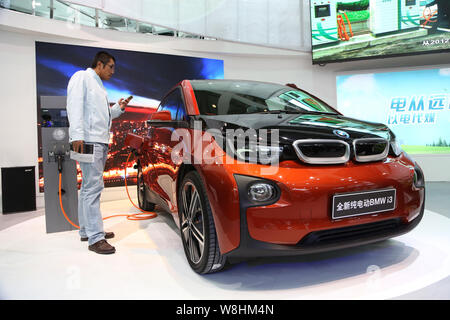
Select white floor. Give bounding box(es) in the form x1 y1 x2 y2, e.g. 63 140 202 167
0 199 450 300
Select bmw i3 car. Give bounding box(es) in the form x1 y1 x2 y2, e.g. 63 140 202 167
126 79 425 274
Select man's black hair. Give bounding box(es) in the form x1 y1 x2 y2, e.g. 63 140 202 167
90 51 116 69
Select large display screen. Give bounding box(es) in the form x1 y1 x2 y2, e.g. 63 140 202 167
337 67 450 154
311 0 450 64
36 41 224 191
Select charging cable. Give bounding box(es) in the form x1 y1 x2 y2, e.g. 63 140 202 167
337 12 353 41
58 150 157 230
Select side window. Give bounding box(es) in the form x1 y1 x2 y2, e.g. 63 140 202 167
172 88 187 121
176 102 187 121
162 99 178 120
156 87 187 121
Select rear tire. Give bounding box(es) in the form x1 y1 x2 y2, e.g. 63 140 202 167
178 171 227 274
137 165 155 211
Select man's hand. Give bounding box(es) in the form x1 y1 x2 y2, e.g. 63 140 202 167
119 95 133 111
72 140 84 154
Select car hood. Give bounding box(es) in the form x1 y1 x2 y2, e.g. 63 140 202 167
197 113 393 144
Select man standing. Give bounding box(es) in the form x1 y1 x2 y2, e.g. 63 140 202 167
66 51 131 254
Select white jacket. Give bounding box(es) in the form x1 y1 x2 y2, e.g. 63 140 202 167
66 68 124 144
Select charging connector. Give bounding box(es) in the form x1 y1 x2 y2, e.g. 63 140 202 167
56 154 64 173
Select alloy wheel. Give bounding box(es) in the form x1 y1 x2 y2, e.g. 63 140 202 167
180 182 205 264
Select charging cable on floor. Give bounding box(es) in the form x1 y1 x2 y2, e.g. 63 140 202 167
57 150 157 230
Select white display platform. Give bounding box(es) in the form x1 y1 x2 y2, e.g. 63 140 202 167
0 199 449 300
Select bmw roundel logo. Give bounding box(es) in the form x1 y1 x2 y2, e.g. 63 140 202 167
333 129 350 139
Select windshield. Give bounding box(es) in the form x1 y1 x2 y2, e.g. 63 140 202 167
191 80 338 116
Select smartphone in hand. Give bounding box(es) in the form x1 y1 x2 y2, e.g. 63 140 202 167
120 95 133 110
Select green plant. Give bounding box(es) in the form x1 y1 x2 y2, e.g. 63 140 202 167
343 10 370 22
337 0 369 11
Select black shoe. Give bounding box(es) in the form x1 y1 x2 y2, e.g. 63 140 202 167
88 239 116 254
81 232 114 242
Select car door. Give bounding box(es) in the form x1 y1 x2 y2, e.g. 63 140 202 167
150 87 188 211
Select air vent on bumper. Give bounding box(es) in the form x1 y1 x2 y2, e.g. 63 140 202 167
298 218 402 246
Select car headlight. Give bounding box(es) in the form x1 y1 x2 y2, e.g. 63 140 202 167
390 139 403 157
234 174 281 206
248 183 276 202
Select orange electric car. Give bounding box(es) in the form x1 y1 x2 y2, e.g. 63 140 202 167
126 80 425 274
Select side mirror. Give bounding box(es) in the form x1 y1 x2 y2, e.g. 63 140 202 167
149 110 172 121
146 110 172 127
146 110 189 128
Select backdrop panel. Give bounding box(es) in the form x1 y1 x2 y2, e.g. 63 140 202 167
35 41 224 192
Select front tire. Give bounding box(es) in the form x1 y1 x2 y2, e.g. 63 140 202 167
178 171 227 274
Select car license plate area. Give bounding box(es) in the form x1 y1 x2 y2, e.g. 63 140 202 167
332 189 396 220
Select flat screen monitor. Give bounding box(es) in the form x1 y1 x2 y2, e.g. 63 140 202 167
310 0 450 64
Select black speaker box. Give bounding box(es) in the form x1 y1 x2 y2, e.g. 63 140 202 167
1 166 36 214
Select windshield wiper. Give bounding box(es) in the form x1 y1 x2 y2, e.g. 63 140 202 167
301 110 339 115
250 110 339 115
249 110 302 114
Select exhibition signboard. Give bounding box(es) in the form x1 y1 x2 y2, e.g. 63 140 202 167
337 67 450 154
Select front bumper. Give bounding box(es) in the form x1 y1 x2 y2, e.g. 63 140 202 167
224 191 424 259
199 154 425 258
